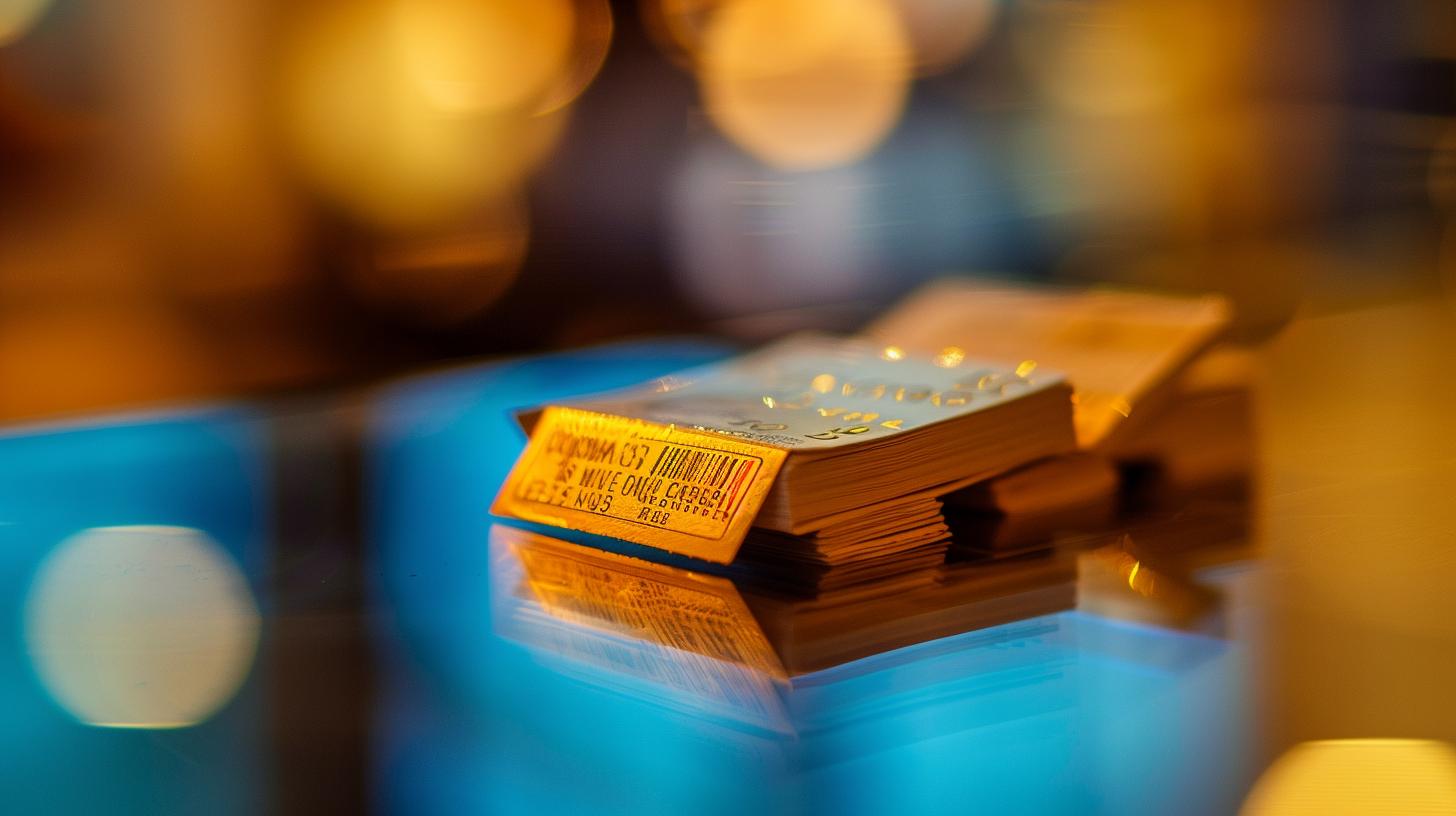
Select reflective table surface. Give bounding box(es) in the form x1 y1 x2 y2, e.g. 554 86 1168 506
5 300 1456 814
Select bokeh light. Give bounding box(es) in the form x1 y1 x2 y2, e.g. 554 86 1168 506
533 0 614 115
668 139 888 321
668 103 1006 324
649 0 990 78
1241 740 1456 815
394 0 575 115
700 0 912 170
281 0 576 228
0 0 50 45
23 526 261 729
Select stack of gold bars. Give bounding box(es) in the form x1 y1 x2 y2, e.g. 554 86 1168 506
492 278 1251 674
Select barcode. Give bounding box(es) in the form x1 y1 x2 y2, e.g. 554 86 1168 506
650 446 744 488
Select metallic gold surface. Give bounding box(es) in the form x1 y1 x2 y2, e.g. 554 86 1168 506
493 406 787 563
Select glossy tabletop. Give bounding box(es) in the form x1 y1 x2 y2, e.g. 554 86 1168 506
5 300 1456 814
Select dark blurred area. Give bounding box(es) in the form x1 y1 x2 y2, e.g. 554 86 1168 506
0 0 1452 420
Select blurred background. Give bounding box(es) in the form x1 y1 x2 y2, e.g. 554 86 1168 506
7 4 1456 813
0 0 1452 418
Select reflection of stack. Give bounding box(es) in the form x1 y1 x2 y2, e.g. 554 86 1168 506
1074 500 1254 634
488 526 792 731
490 525 1076 688
742 553 1076 675
496 334 1076 598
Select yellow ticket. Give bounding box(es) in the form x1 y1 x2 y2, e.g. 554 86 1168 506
492 406 787 563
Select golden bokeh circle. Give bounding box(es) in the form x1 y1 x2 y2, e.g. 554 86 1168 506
280 0 577 228
1241 739 1456 815
700 0 912 171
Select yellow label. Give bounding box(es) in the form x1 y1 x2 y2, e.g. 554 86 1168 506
492 406 787 563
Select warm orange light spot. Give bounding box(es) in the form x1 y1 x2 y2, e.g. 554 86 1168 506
934 346 966 367
395 0 576 114
282 0 573 227
1123 559 1155 596
881 345 905 361
700 0 911 170
534 0 615 115
1241 739 1456 815
1016 359 1039 378
811 373 837 393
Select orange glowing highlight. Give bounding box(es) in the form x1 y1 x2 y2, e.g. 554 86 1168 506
534 0 615 115
934 346 966 368
282 0 578 227
395 0 575 114
700 0 912 170
1241 739 1456 815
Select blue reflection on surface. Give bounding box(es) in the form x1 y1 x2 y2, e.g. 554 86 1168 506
368 342 1257 816
0 410 269 815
